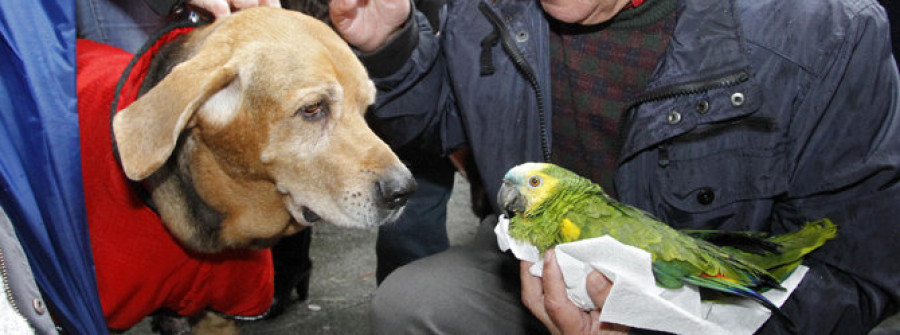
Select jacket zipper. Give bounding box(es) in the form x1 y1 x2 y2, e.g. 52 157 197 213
0 246 21 315
623 70 749 120
616 70 750 155
478 2 552 163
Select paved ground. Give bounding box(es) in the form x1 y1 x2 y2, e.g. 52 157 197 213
124 173 900 334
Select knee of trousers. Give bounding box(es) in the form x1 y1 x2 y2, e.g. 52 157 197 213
370 266 451 332
370 249 484 333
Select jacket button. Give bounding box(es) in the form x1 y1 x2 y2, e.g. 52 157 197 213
515 31 529 42
730 92 745 107
696 100 709 114
696 188 715 205
667 111 682 125
33 298 45 315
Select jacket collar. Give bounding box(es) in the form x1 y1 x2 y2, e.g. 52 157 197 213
643 0 752 91
618 0 762 162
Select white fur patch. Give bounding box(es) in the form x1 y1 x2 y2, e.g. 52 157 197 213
198 78 242 128
364 80 376 106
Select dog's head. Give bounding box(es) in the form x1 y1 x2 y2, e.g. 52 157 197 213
112 8 416 252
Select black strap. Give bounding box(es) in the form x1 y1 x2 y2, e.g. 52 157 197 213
108 18 206 213
479 25 499 76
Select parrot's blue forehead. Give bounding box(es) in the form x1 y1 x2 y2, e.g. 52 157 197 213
504 162 549 181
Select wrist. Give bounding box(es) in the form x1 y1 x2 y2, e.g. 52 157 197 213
358 13 409 53
357 2 419 78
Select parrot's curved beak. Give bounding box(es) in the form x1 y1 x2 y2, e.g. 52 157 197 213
498 180 525 218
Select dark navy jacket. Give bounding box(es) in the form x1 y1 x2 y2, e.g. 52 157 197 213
365 0 900 332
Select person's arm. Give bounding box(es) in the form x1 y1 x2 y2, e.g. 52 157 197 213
329 0 411 53
758 3 900 333
331 0 463 153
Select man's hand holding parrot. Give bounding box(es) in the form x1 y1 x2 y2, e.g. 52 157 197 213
521 249 628 335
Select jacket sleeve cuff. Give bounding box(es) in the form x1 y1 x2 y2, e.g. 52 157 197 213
358 2 419 78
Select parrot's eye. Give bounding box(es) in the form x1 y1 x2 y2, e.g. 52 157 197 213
528 175 542 188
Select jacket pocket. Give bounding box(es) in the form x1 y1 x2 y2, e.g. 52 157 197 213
658 120 789 215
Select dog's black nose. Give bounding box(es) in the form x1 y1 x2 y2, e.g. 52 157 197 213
377 167 417 210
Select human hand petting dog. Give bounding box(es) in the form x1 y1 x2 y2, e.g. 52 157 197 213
329 0 410 53
521 249 631 335
186 0 281 19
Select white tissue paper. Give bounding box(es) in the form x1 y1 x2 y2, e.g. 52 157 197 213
495 215 807 335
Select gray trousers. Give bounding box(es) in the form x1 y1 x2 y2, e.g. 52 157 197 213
370 215 549 335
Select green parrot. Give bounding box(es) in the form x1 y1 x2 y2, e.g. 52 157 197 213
498 162 836 329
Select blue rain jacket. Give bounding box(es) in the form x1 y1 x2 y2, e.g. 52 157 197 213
0 0 108 333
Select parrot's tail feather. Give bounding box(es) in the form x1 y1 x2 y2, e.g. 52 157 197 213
728 218 837 279
685 276 796 332
684 230 782 255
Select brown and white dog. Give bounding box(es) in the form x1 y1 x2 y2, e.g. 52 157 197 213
115 8 417 251
77 7 414 333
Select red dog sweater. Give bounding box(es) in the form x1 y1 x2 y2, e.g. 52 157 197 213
77 28 273 330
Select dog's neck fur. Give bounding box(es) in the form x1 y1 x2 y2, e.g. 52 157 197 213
136 35 226 253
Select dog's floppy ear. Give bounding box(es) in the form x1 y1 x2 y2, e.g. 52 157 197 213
113 53 237 181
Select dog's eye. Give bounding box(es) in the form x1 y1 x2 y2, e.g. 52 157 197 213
294 101 327 120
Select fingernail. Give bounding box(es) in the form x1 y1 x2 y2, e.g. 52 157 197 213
543 249 554 263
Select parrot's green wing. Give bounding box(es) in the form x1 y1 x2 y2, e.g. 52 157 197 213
589 199 796 328
567 196 785 291
560 192 632 243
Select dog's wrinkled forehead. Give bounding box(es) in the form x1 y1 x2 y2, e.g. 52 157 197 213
207 7 376 108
